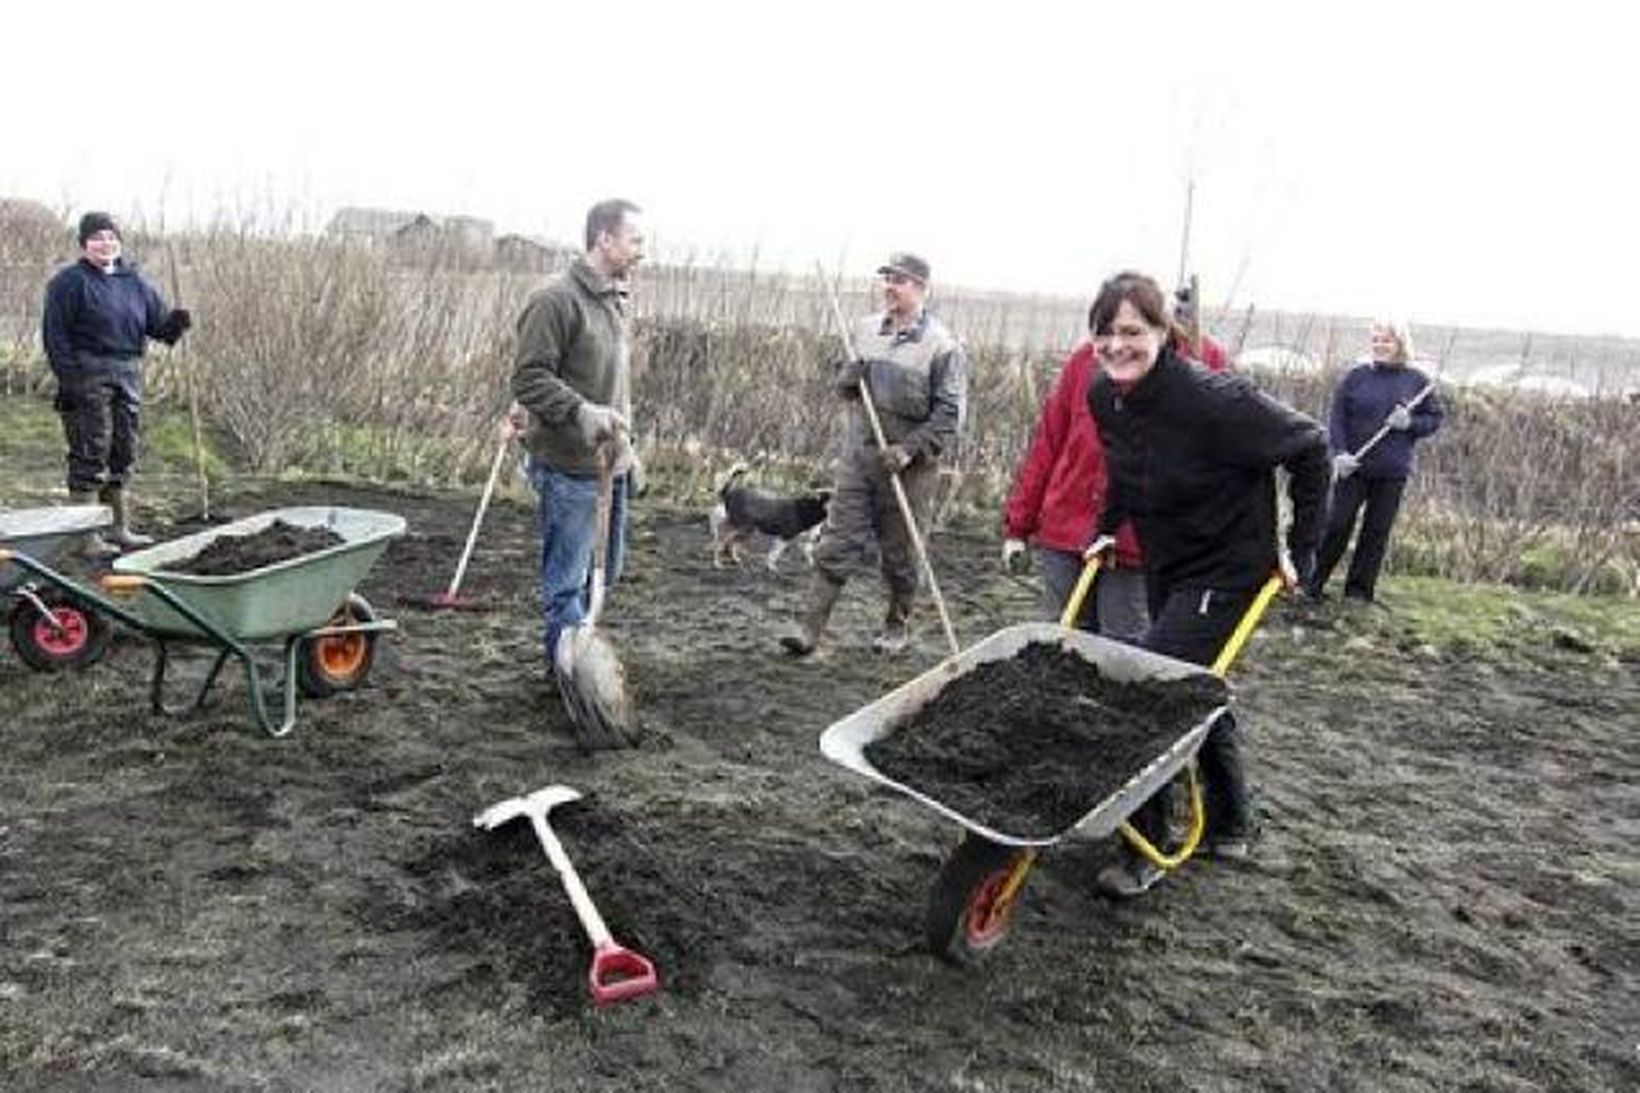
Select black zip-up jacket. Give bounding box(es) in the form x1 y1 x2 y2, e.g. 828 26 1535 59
42 258 178 374
1089 347 1330 590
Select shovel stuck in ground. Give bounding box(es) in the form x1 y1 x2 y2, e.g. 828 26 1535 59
554 444 637 749
473 785 660 1007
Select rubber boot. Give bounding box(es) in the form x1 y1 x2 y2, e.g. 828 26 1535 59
870 589 913 654
778 572 843 657
105 487 154 550
70 489 120 559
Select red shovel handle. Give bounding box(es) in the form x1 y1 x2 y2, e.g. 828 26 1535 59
588 941 660 1006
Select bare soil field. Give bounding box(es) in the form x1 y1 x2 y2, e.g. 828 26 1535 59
3 463 1637 1092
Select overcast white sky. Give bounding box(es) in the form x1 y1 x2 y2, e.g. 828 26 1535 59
5 1 1636 337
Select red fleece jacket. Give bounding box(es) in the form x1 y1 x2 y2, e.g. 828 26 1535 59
1003 336 1228 568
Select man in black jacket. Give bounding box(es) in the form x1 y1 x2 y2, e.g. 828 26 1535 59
1086 271 1330 897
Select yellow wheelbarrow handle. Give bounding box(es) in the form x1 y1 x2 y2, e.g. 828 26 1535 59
1120 571 1285 869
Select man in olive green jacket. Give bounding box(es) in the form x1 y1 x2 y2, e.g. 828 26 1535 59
510 198 644 675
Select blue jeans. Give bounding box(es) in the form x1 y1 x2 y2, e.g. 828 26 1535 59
526 459 629 663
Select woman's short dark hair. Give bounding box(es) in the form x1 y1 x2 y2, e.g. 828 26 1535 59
584 198 641 251
1087 271 1168 335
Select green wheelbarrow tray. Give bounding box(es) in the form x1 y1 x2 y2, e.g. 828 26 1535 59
0 504 112 592
112 506 406 640
818 622 1229 848
3 506 407 737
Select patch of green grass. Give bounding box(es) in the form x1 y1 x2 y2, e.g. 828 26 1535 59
1380 575 1639 659
142 410 232 481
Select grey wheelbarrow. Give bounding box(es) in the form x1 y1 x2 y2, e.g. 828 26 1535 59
820 556 1282 965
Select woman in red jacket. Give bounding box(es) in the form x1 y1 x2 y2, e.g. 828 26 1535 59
1002 325 1228 639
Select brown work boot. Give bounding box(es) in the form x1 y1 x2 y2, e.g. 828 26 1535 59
104 487 154 550
70 489 120 559
779 573 842 657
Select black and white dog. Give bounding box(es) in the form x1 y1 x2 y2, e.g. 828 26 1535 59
709 463 831 571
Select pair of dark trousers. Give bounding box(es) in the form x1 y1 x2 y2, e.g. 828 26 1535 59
1125 581 1259 853
56 357 142 494
1312 475 1407 601
812 446 937 609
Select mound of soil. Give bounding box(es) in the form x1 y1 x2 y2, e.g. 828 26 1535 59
161 520 345 576
866 642 1228 837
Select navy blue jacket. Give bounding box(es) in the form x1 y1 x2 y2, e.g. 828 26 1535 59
42 258 176 375
1328 361 1443 479
1090 348 1331 590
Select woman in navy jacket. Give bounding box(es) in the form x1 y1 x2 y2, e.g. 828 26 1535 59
1306 320 1443 603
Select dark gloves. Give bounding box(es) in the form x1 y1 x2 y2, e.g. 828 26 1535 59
834 357 867 398
158 308 192 345
878 444 913 475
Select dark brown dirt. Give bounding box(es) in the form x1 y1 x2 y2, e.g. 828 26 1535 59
866 643 1228 837
160 520 345 576
2 470 1637 1092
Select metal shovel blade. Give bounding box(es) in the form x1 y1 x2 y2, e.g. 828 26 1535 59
556 625 636 750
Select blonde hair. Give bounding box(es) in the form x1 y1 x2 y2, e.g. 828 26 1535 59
1373 318 1415 364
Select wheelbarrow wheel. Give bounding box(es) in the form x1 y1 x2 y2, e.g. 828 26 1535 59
925 833 1036 967
8 590 112 672
297 593 378 699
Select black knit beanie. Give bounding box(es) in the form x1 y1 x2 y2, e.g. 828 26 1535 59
78 211 120 245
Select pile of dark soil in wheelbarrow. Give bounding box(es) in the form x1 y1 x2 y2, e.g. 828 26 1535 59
160 520 345 576
866 641 1229 838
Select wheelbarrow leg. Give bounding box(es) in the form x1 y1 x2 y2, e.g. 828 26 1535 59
150 640 235 716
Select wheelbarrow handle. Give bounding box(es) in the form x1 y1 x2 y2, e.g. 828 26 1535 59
588 941 660 1006
1059 536 1115 629
1209 572 1284 677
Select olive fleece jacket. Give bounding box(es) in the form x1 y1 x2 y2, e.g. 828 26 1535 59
510 258 632 474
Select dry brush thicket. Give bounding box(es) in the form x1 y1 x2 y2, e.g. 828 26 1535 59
1 226 1634 594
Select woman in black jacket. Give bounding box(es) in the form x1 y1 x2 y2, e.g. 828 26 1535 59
1086 271 1331 897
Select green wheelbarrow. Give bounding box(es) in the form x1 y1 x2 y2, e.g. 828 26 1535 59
0 506 406 737
2 504 117 670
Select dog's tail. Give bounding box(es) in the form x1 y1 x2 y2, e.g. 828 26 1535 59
714 461 750 500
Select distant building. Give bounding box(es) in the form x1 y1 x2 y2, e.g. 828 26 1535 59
324 206 495 268
494 233 572 273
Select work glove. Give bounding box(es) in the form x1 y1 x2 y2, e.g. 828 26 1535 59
608 429 636 476
1385 404 1413 431
1277 547 1302 592
575 401 628 448
1081 534 1117 563
500 402 528 441
628 454 648 498
834 358 867 398
878 444 912 475
158 307 192 344
1332 452 1360 480
1001 537 1030 575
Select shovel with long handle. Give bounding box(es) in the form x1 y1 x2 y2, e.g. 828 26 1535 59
555 442 637 748
818 266 960 656
474 785 659 1006
163 242 211 523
